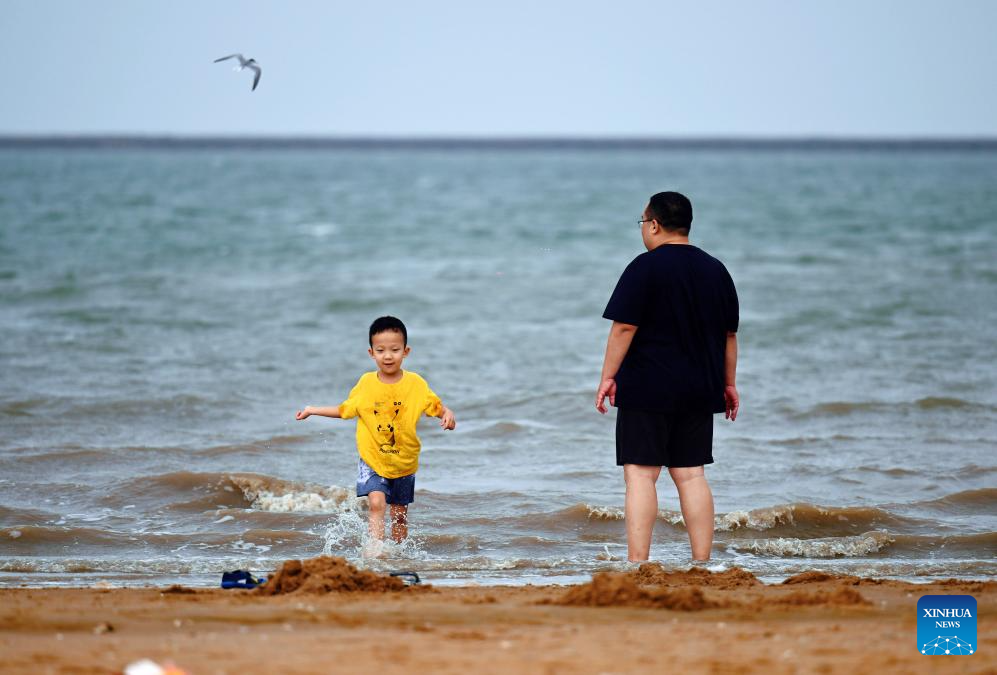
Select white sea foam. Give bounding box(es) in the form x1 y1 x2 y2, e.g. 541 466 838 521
229 476 356 514
230 540 271 553
583 502 879 534
595 544 622 561
246 487 351 513
715 506 799 532
320 507 368 555
665 505 806 532
320 506 428 565
731 530 895 558
585 503 803 531
585 505 625 520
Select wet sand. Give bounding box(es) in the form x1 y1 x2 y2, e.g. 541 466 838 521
1 561 994 674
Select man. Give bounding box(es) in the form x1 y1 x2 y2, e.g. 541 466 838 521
596 191 739 562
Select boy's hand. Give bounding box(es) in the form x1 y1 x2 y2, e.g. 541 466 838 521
595 378 616 414
439 406 456 431
295 406 312 421
724 386 739 421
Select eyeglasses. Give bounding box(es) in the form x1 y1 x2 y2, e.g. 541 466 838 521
637 218 654 228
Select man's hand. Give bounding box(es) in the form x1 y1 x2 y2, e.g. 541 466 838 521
597 322 635 416
439 406 456 430
724 386 739 421
295 406 312 421
595 378 617 414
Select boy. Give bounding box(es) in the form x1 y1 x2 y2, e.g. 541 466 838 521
596 191 739 563
296 316 456 549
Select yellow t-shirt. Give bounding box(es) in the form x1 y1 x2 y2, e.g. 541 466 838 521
338 370 442 479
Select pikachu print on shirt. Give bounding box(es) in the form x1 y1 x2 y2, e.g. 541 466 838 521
374 398 403 455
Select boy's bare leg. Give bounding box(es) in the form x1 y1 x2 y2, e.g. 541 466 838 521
668 466 714 562
390 504 408 543
623 463 662 561
367 491 387 541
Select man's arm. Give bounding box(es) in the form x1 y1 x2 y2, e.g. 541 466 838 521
724 332 739 421
595 321 638 414
296 405 341 420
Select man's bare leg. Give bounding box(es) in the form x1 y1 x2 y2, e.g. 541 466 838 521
389 504 408 543
668 466 714 562
624 463 662 561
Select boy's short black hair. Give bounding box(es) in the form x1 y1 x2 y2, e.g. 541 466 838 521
648 191 693 235
369 316 407 346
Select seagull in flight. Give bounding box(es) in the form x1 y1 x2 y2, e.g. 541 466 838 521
213 54 261 91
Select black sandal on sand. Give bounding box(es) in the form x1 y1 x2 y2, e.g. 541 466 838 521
389 571 421 585
220 570 267 589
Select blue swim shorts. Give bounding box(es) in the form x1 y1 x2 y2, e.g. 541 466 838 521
356 458 416 505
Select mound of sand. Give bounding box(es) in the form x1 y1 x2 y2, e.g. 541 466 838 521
549 572 730 610
770 588 870 607
783 571 894 586
925 579 997 593
257 556 407 595
633 563 760 589
781 572 997 593
781 571 861 585
161 585 198 594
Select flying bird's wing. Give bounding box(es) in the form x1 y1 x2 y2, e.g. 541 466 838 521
213 54 245 64
248 64 262 91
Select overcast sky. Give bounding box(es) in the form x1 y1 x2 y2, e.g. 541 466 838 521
3 0 996 136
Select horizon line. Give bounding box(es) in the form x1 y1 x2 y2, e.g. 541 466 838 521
2 133 997 151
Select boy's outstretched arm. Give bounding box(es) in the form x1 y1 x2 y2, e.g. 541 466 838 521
296 405 341 420
437 404 456 430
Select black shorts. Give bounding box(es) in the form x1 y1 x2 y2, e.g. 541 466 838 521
615 407 714 468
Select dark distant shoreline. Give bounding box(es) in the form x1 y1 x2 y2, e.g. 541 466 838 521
2 135 997 151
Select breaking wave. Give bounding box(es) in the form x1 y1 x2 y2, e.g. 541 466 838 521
729 531 997 558
228 475 357 514
109 471 358 514
553 501 916 537
731 531 895 557
918 487 997 509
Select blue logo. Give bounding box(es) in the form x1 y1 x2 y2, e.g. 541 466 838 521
918 595 976 656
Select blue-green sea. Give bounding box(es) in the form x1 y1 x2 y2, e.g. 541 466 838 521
1 144 995 586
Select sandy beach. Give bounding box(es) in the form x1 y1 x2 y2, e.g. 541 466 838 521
2 558 994 674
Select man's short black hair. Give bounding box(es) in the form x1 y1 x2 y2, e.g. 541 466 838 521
648 191 693 235
369 316 408 346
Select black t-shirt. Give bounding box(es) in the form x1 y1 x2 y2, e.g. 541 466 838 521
603 244 738 414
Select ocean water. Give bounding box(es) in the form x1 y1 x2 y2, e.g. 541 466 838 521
1 145 995 587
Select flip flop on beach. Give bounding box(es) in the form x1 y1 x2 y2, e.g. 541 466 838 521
389 571 421 585
220 570 267 589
